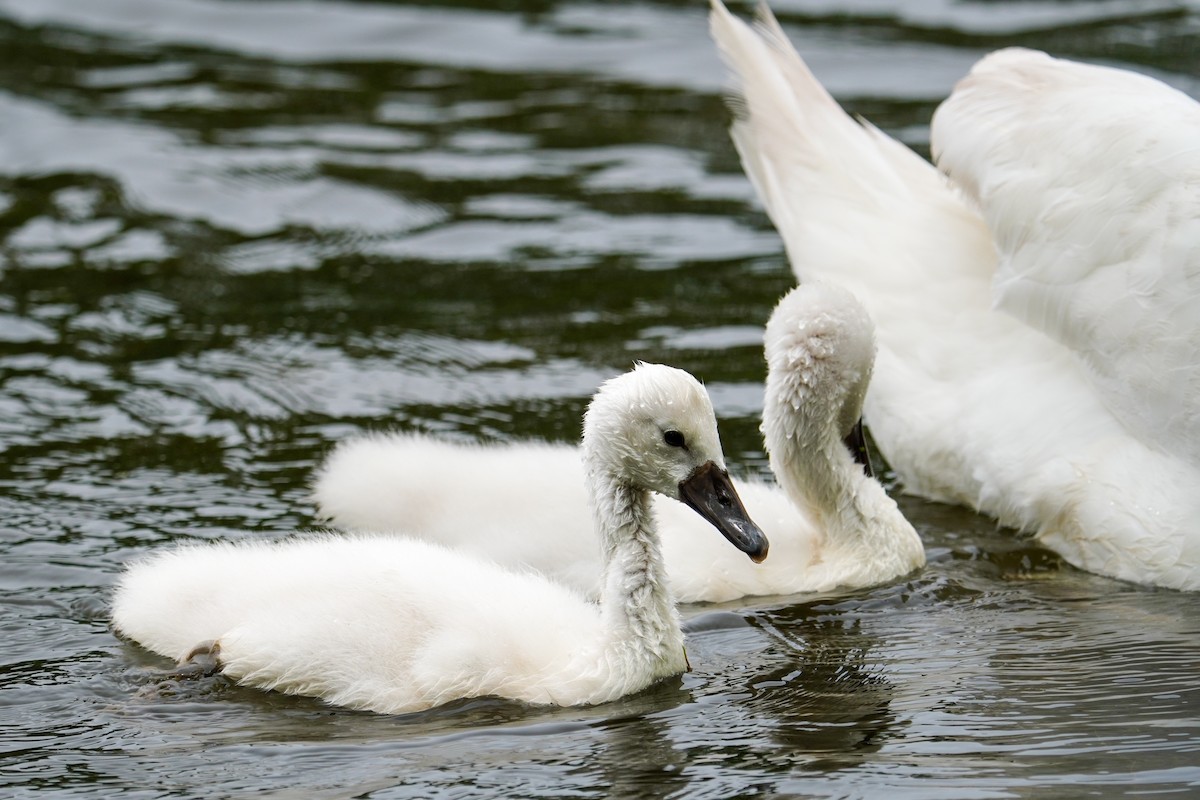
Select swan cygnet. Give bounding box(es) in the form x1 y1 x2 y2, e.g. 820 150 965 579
312 284 924 602
111 364 769 715
709 0 1200 590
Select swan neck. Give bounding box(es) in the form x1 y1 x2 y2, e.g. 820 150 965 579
766 394 885 549
587 468 684 666
779 433 848 512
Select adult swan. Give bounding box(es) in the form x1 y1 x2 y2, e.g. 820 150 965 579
112 364 769 715
709 0 1200 590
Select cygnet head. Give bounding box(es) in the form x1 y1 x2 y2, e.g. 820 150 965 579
584 362 769 562
763 283 876 445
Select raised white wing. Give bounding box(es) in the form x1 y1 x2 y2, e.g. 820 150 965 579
932 48 1200 463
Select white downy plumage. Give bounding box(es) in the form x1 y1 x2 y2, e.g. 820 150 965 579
313 283 925 602
111 364 768 714
710 0 1200 590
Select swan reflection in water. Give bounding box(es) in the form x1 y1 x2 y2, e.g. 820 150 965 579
745 607 898 769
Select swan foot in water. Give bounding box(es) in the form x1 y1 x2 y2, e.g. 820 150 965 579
173 640 223 679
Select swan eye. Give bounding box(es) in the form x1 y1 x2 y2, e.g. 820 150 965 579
663 430 687 448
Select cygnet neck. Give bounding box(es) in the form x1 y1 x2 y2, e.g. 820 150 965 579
765 396 885 546
584 459 684 672
764 364 923 584
761 284 916 564
762 322 903 562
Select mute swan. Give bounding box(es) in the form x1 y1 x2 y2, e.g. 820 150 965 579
313 283 925 602
710 0 1200 590
111 364 769 715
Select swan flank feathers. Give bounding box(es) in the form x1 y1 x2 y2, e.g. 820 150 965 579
709 0 1200 590
313 283 925 601
112 364 768 714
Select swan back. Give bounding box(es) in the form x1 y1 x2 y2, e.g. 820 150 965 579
312 435 603 592
113 534 619 712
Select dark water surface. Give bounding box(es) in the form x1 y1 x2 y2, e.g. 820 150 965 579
2 0 1199 797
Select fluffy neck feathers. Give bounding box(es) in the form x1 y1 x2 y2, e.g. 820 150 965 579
585 462 685 677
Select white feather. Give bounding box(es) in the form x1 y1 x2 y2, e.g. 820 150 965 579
932 48 1200 465
709 0 1200 590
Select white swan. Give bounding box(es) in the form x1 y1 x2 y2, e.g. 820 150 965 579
709 0 1200 590
111 363 769 715
313 283 925 602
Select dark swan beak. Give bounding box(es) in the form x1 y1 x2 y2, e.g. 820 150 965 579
843 417 874 478
677 461 769 563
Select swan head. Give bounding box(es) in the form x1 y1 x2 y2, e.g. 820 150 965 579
763 283 876 448
583 362 769 562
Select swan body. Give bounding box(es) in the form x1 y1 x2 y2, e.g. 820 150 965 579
112 364 769 714
709 1 1200 590
313 283 925 602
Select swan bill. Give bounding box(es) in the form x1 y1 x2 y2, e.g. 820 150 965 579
677 461 770 563
843 417 874 478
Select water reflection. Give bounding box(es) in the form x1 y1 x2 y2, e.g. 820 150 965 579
745 611 897 768
589 714 690 800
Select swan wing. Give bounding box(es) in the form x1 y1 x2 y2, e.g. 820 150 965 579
709 0 1033 509
932 48 1200 462
709 0 995 295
